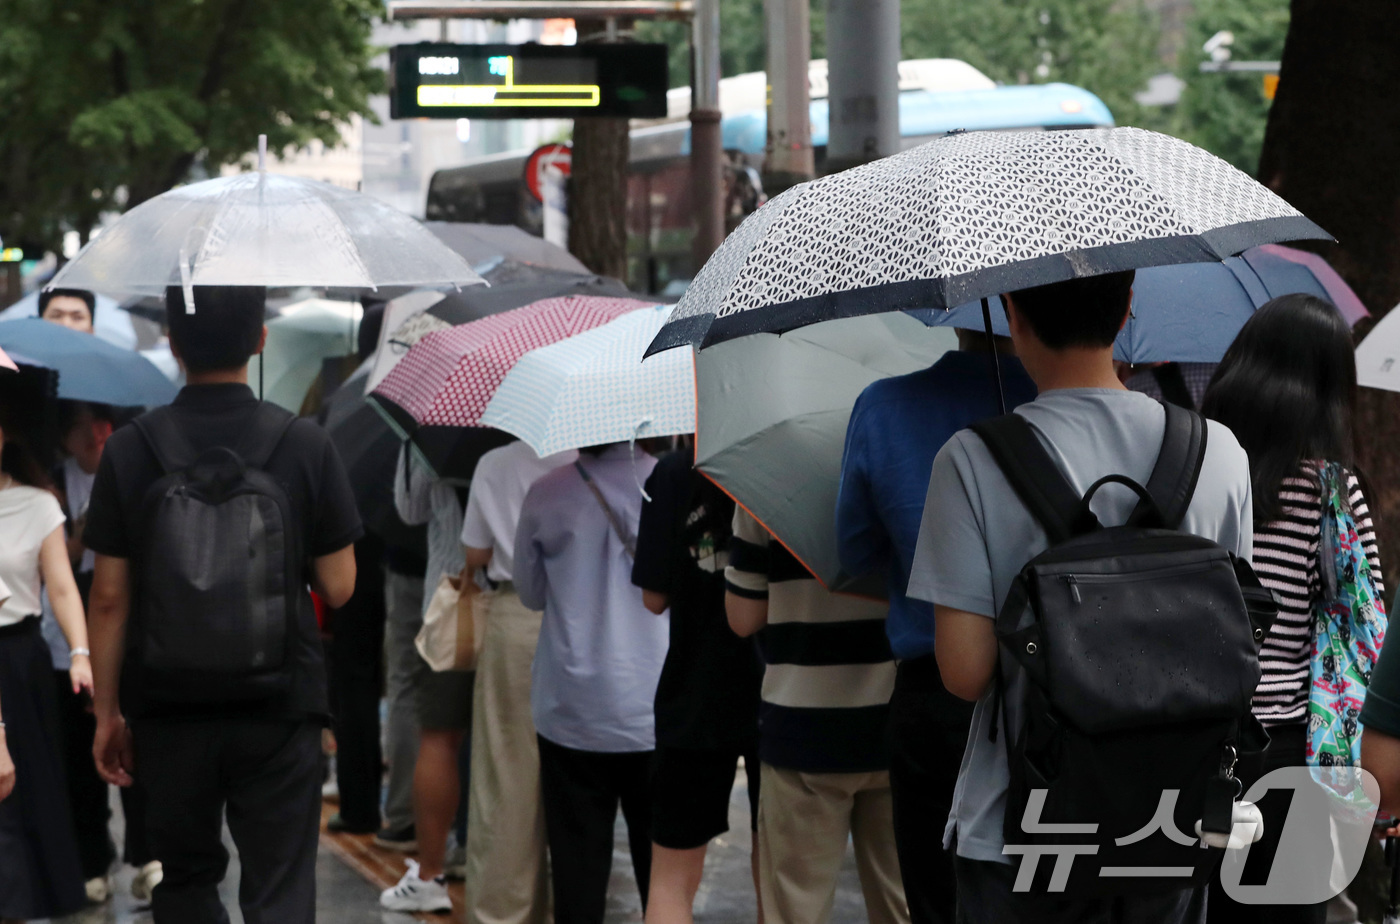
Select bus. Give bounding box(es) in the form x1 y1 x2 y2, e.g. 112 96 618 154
426 59 1114 295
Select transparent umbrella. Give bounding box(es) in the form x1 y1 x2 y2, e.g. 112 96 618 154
51 141 485 302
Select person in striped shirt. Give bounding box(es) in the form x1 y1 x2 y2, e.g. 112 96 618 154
1201 293 1383 924
725 508 909 924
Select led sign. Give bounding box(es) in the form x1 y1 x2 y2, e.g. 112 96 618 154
390 43 669 119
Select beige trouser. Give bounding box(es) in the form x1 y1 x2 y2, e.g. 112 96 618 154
464 588 551 924
759 763 910 924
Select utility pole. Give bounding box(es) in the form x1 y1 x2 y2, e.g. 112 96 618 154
824 0 899 174
762 0 813 195
690 0 724 267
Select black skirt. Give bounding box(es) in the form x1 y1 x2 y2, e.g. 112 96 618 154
0 616 85 919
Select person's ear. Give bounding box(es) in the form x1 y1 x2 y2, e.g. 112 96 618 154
256 325 269 355
1000 294 1021 337
1119 288 1133 333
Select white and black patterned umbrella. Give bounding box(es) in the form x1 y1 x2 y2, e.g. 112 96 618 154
647 127 1328 355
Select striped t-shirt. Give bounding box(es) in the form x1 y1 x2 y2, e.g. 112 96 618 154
1252 466 1384 726
725 508 894 773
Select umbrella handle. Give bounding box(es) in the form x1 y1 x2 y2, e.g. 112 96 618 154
982 297 1008 415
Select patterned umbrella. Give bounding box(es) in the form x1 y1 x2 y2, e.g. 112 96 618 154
647 127 1329 355
369 295 656 473
481 305 688 457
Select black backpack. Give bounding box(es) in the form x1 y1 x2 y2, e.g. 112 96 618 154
970 403 1277 895
132 403 302 704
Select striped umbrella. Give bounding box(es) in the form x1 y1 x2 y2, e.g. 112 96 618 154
369 295 656 472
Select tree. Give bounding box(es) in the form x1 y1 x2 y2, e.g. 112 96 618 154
1256 0 1400 603
0 0 382 252
568 19 632 279
1171 0 1290 172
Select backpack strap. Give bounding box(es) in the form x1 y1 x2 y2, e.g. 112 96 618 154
234 404 297 470
1132 403 1208 530
132 408 197 475
969 415 1100 544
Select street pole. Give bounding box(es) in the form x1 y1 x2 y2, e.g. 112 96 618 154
690 0 724 268
762 0 813 195
824 0 899 174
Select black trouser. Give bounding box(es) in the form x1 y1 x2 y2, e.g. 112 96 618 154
891 656 976 924
132 718 323 924
1206 723 1326 924
327 537 387 830
53 671 116 879
121 779 154 867
955 854 1207 924
537 735 653 924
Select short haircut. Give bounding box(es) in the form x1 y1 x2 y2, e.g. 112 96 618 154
166 285 267 374
39 287 96 322
1004 270 1136 350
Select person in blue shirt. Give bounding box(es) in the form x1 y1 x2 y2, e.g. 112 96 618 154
836 328 1035 924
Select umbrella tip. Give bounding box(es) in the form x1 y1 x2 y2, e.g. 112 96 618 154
257 134 267 173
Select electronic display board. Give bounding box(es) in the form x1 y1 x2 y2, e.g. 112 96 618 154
390 43 669 119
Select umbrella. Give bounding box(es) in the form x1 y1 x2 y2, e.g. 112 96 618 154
1355 307 1400 394
909 244 1368 363
0 363 60 466
695 313 958 593
647 126 1328 356
425 221 589 275
364 270 632 395
369 295 656 477
0 346 15 374
0 318 176 406
0 291 139 350
249 297 360 412
481 305 691 457
49 168 486 299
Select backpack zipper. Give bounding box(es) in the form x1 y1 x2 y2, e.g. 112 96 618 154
1059 560 1218 604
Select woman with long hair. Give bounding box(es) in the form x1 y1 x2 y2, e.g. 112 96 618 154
1201 293 1382 924
0 410 92 921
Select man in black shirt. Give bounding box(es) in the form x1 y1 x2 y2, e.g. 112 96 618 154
86 286 361 924
631 447 763 923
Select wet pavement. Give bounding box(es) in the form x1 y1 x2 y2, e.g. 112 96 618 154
42 765 870 923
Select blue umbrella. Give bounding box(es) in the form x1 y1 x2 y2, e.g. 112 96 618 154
0 318 177 406
908 247 1365 363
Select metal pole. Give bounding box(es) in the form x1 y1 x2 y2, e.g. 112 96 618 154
824 0 899 174
762 0 813 195
690 0 724 266
388 1 694 20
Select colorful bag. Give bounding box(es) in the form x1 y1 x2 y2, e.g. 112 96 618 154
1308 463 1388 769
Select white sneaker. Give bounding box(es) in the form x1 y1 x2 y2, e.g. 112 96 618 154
380 859 452 913
84 875 111 903
131 860 164 903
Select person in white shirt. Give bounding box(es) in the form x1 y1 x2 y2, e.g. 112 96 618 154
459 440 575 924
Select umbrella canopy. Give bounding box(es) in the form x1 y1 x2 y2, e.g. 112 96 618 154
648 126 1328 355
482 305 690 457
425 221 589 275
695 313 957 593
911 244 1368 363
0 318 176 406
49 172 486 297
1355 307 1400 394
250 297 360 412
364 271 633 395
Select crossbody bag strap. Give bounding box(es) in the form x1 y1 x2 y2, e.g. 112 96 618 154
576 461 636 559
970 414 1099 544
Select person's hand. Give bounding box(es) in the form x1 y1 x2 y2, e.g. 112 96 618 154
69 654 94 698
0 733 14 802
93 714 134 787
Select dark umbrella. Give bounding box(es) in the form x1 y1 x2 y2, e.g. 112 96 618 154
424 222 590 275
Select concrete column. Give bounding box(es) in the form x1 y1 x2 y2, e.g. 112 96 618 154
825 0 900 174
690 0 725 267
762 0 814 194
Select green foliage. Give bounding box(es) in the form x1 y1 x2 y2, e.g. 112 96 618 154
1171 0 1290 173
0 0 382 249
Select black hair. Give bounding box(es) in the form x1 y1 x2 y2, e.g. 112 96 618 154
58 400 116 435
1200 294 1357 523
39 287 96 323
1003 270 1136 350
165 285 267 373
0 406 52 489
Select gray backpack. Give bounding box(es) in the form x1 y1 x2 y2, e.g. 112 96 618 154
132 404 301 703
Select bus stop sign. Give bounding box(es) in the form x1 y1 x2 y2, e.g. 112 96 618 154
391 42 669 119
524 143 573 202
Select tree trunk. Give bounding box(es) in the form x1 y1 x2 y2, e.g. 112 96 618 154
568 21 631 281
1257 0 1400 584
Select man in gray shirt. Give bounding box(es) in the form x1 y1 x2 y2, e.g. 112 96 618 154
908 271 1253 923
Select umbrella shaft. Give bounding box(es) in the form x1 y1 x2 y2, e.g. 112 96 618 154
981 297 1007 415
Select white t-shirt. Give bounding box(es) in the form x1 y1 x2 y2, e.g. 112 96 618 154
461 441 577 584
0 485 66 626
0 574 11 608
